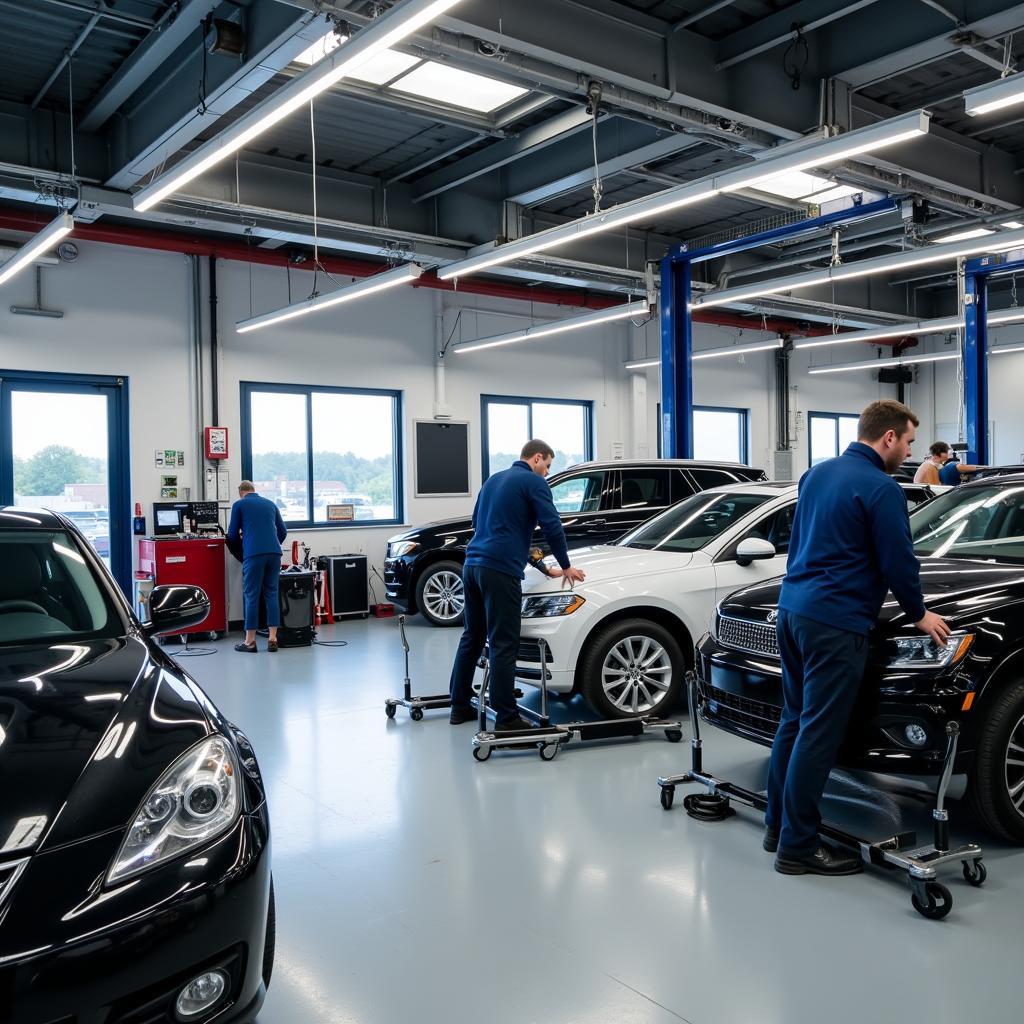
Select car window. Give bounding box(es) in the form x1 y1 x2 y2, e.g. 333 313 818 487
619 491 772 552
912 484 1024 563
688 468 741 491
0 530 123 645
549 473 604 514
743 503 795 554
619 470 670 510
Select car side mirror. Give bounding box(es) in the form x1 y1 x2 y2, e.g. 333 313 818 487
145 585 210 636
736 538 776 567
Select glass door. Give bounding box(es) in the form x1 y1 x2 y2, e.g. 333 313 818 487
1 373 130 595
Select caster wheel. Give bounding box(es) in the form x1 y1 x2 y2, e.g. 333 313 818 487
962 859 987 887
539 742 560 762
911 881 953 920
473 745 491 762
660 785 675 810
385 703 397 719
209 631 217 642
665 729 683 743
410 707 424 722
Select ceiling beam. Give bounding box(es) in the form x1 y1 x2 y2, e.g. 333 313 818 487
31 6 102 108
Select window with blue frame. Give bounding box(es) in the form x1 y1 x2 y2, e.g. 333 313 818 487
240 383 403 527
693 406 750 464
809 412 859 467
481 396 593 480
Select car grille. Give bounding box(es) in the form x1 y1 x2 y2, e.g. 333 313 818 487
0 857 28 911
718 615 779 658
517 639 554 664
703 683 781 737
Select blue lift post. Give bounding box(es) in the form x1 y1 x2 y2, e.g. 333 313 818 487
963 253 1024 465
658 197 901 459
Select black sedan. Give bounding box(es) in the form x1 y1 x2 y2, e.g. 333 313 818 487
695 474 1024 843
0 509 272 1023
384 458 766 626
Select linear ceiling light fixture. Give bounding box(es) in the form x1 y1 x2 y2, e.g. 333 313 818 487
808 351 960 375
796 308 1024 350
624 336 784 369
624 357 660 370
964 70 1024 117
236 263 423 334
0 212 74 288
697 225 1024 310
133 0 465 212
437 111 931 281
991 343 1024 355
452 300 651 354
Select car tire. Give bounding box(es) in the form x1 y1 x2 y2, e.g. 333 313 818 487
579 618 685 720
965 679 1024 842
262 878 276 989
415 561 465 627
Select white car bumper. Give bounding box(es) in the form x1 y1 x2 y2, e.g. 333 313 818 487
515 617 578 694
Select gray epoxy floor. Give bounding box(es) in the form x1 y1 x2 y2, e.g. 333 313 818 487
182 617 1023 1024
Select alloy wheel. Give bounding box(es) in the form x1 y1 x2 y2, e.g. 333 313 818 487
422 571 465 622
1004 713 1024 819
601 634 672 714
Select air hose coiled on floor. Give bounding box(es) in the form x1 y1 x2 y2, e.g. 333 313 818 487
682 791 736 821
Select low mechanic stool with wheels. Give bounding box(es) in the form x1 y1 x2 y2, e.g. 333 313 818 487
657 671 986 921
471 638 685 763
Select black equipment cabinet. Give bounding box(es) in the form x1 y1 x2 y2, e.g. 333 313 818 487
324 554 369 618
277 570 317 647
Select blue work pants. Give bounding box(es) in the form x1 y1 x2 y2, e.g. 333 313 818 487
765 610 869 855
243 553 281 630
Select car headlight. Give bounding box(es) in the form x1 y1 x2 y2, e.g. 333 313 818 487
387 541 419 558
521 593 586 618
886 631 975 670
107 735 240 885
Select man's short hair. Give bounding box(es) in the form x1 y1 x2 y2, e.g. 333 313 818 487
857 400 920 442
238 480 255 494
521 439 555 461
929 441 951 458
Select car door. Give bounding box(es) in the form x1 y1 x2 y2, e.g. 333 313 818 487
598 467 673 543
712 500 796 605
542 469 609 550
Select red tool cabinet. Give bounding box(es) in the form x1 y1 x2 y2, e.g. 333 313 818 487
138 537 228 636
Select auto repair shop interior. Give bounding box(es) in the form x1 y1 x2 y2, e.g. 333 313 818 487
3 0 1024 1022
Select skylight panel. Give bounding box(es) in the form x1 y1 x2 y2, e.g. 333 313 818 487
750 170 833 200
293 31 419 85
803 184 862 204
390 61 528 113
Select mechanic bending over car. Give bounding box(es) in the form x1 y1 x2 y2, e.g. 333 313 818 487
447 439 586 729
766 400 951 876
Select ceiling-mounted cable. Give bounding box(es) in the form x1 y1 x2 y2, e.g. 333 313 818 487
783 24 808 91
587 81 604 214
67 55 76 181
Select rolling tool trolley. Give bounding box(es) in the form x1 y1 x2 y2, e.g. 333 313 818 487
657 672 986 920
471 638 685 762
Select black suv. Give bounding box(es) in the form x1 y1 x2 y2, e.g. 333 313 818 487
694 474 1024 842
384 459 766 626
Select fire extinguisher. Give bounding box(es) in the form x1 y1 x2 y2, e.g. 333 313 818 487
291 540 300 565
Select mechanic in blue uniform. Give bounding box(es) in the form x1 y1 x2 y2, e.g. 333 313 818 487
766 400 950 876
227 480 288 653
939 453 987 486
448 440 586 729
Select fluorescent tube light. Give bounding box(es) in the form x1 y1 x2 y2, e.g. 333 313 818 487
236 263 423 333
992 343 1024 355
1002 220 1024 229
808 351 959 374
964 70 1024 116
693 338 784 359
133 0 464 212
698 225 1024 309
797 308 1024 350
624 358 660 370
0 212 74 288
438 111 931 281
452 301 650 354
932 227 994 243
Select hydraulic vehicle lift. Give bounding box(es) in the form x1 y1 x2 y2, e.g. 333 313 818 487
657 673 986 920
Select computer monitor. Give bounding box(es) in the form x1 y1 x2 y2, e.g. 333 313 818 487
152 502 187 536
156 508 181 528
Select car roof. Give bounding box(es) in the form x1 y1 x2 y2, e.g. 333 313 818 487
701 481 798 497
556 458 761 473
0 507 74 529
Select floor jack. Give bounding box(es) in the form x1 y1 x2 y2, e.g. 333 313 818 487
384 615 525 721
657 672 987 921
470 638 685 762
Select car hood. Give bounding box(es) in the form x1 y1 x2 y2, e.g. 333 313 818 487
388 516 473 544
0 636 216 856
718 557 1024 631
523 545 694 595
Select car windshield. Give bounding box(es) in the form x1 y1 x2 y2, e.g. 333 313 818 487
911 484 1024 564
0 529 123 646
617 491 772 552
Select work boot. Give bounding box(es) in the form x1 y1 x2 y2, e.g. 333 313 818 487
449 706 478 725
763 827 780 853
774 845 862 876
234 641 257 653
495 715 539 732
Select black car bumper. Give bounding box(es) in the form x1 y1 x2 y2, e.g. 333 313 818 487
694 632 976 775
0 807 271 1024
383 556 414 612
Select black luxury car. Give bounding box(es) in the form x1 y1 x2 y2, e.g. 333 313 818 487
0 509 273 1023
384 459 767 626
695 474 1024 842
